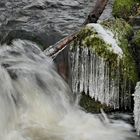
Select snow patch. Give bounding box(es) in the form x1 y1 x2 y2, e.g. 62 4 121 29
87 23 123 57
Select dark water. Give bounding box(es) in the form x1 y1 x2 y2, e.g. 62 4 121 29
0 0 93 48
0 0 115 49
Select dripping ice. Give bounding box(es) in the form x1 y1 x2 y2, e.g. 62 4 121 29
70 23 131 109
0 39 136 140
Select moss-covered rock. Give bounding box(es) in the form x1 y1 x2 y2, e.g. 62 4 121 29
102 19 137 82
113 0 140 20
79 93 113 113
70 19 138 112
73 19 137 83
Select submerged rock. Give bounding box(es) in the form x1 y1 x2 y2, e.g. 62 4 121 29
79 93 113 113
69 19 138 111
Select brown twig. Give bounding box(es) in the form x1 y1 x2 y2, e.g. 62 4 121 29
44 32 77 58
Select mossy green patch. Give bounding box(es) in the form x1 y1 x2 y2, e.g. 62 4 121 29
72 19 138 83
73 26 119 72
79 93 113 113
70 19 138 112
102 19 138 82
113 0 139 19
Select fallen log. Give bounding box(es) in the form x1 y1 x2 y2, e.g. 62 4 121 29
44 0 109 57
44 32 77 59
84 0 109 24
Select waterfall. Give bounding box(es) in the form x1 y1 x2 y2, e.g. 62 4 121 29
70 23 133 109
0 39 136 140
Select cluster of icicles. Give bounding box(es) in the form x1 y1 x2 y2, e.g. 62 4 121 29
70 23 132 109
70 46 131 109
0 39 137 140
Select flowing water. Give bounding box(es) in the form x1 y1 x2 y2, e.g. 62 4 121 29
0 39 138 140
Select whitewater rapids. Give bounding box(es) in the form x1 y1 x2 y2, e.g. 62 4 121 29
0 39 136 140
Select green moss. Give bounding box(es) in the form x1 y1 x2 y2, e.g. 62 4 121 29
79 93 113 113
83 32 118 63
133 30 140 47
70 19 138 112
71 19 138 83
113 0 139 19
74 26 119 71
102 18 133 38
105 19 136 82
102 19 138 82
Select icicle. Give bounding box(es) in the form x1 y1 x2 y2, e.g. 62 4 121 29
83 48 89 94
88 50 94 98
103 62 109 106
70 46 122 108
79 47 84 93
71 46 80 94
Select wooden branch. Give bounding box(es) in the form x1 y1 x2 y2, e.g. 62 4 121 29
45 0 109 57
83 0 109 24
44 32 77 58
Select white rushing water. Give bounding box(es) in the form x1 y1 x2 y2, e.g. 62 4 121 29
0 39 136 140
134 82 140 135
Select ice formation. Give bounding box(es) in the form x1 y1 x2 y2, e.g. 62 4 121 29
70 23 132 109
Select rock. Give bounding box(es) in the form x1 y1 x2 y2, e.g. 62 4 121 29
102 19 137 83
69 19 138 112
79 93 113 113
